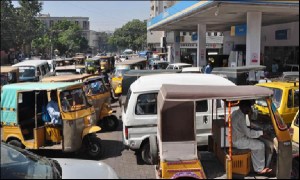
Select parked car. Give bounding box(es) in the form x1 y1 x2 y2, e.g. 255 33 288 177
0 142 119 179
122 73 235 164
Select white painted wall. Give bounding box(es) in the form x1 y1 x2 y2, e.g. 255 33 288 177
222 21 299 55
261 21 299 53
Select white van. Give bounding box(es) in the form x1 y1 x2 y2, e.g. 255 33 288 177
122 73 236 164
13 60 52 82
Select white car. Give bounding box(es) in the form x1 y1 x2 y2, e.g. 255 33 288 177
1 142 119 179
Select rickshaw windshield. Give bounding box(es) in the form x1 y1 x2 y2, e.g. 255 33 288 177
84 80 107 95
256 88 282 108
60 88 91 112
19 67 35 78
114 69 129 77
85 61 94 66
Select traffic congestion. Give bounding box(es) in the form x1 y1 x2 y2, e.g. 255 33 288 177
1 1 299 179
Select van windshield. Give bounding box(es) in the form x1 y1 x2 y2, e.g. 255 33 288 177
19 67 35 78
60 88 90 112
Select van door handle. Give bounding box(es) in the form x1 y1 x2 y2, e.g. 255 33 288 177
218 115 225 119
203 116 208 124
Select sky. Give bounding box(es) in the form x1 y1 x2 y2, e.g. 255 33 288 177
12 1 150 32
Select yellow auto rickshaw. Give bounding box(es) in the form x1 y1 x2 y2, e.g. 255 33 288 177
150 84 292 179
1 66 19 88
1 82 103 159
42 74 119 131
99 56 115 73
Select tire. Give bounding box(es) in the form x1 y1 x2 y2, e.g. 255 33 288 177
7 139 24 149
104 115 119 131
7 140 24 160
149 135 158 165
141 142 152 165
84 135 103 160
291 159 299 179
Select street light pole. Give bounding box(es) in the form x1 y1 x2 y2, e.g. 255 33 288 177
50 39 52 60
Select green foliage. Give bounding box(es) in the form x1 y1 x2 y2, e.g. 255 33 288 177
108 19 146 51
1 0 43 52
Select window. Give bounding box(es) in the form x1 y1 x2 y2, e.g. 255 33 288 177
40 65 46 76
135 93 157 115
183 32 186 36
196 100 208 112
287 89 293 108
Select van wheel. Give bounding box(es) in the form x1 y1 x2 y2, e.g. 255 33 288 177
8 139 24 149
104 115 119 131
149 135 158 165
141 142 152 165
84 135 103 160
291 159 299 179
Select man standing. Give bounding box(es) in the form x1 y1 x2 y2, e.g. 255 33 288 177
231 100 272 174
204 60 212 74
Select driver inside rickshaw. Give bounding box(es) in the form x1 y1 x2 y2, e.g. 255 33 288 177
232 100 273 175
47 91 62 126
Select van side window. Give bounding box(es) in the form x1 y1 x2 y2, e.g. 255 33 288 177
135 93 157 115
196 100 208 112
41 66 46 76
44 64 50 73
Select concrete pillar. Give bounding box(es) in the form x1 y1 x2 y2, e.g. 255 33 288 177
246 12 262 66
197 24 206 67
173 31 180 63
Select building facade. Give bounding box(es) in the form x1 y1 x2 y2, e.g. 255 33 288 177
36 14 99 55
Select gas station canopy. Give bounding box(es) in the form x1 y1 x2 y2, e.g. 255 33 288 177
147 1 299 32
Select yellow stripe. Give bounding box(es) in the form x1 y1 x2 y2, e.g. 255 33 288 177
230 26 235 36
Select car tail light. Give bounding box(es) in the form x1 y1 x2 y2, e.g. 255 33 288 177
289 127 294 137
125 126 128 140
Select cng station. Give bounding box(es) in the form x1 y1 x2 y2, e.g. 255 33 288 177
147 1 299 72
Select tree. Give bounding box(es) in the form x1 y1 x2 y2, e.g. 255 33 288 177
108 19 146 52
1 0 43 53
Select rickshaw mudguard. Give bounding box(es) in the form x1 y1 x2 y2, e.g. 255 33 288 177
276 141 293 179
161 160 206 179
82 126 101 138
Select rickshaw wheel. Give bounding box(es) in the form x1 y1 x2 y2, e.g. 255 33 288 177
85 136 103 159
7 139 24 149
104 115 119 131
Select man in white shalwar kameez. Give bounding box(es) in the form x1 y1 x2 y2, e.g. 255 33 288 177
231 100 272 174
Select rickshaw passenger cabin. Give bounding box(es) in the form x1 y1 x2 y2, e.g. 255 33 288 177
154 84 292 179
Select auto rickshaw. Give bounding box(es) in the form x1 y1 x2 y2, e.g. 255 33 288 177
290 110 299 179
1 66 19 88
110 58 147 100
42 74 119 131
73 53 86 65
150 84 292 179
99 56 115 73
1 82 103 159
85 57 101 74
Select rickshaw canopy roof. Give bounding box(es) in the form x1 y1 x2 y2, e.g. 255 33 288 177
1 82 82 124
55 65 85 70
1 66 19 73
41 74 93 82
115 58 146 65
159 84 273 102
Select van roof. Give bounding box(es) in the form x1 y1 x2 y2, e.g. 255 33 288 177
12 60 48 67
130 73 235 93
